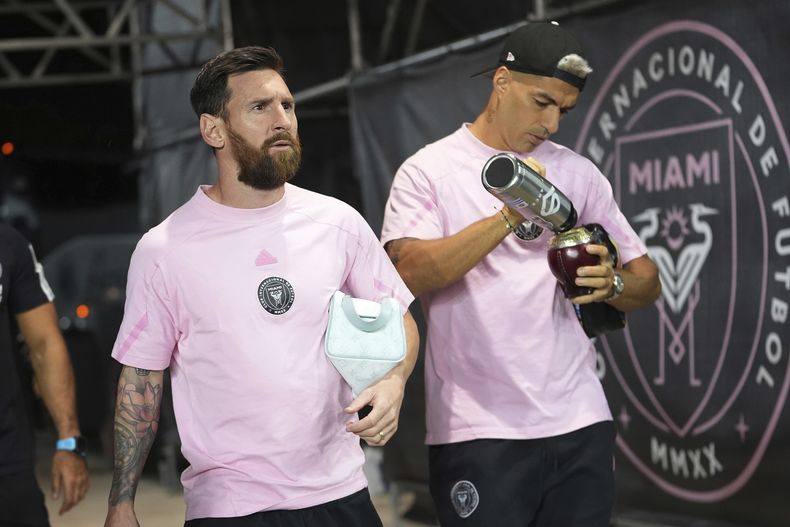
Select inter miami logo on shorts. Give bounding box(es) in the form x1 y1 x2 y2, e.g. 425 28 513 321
257 277 294 315
450 480 479 518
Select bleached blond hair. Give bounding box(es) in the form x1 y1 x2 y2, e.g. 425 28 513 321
557 53 593 79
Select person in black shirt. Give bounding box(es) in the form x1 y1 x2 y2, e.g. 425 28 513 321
0 223 89 526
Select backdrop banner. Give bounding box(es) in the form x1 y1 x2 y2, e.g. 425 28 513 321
349 1 790 524
137 1 222 227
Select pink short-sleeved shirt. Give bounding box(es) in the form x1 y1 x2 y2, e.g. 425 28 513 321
112 184 413 520
381 124 646 445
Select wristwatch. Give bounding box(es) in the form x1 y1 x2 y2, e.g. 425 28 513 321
56 435 87 458
608 273 625 302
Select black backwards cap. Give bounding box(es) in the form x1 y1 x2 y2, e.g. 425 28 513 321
473 21 589 91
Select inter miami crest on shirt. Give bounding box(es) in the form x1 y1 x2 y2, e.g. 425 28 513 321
257 277 294 315
513 221 544 241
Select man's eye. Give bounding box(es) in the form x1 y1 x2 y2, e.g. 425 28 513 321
534 99 549 108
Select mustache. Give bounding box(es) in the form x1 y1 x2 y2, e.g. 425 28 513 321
531 128 549 139
262 132 298 150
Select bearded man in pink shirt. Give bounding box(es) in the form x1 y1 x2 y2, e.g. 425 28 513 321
104 46 419 527
381 22 661 526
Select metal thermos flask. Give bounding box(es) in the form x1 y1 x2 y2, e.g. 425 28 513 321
481 153 577 233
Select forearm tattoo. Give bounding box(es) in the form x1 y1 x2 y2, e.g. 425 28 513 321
385 239 407 266
108 367 163 506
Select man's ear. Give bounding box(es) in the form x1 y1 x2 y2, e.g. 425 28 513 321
200 114 225 148
493 66 511 94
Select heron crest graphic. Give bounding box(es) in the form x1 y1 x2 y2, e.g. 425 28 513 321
633 204 717 313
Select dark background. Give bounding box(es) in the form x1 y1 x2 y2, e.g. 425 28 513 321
4 1 787 525
0 0 542 256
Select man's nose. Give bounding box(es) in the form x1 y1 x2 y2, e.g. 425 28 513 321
272 105 293 132
543 108 561 135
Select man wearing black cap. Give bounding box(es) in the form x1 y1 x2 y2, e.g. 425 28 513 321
381 22 660 526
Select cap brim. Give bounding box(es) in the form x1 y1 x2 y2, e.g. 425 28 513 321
469 65 498 79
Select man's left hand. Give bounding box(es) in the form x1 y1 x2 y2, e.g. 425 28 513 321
571 243 617 304
51 450 89 514
344 372 407 446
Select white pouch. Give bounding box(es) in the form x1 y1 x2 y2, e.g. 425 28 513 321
325 291 405 395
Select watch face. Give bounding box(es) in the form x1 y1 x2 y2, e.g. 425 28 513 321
614 274 625 294
57 436 87 457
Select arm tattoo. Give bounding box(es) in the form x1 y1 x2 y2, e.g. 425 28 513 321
385 239 413 266
108 366 163 507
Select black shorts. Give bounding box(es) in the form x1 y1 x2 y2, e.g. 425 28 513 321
0 469 49 527
429 421 615 527
184 488 382 527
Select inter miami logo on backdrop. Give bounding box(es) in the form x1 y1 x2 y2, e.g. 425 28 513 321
575 20 790 501
257 277 295 315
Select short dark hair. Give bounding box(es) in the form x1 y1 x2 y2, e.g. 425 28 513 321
190 46 284 119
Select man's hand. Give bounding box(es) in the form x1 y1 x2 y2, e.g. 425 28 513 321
343 370 407 446
523 156 546 178
105 502 140 527
571 243 617 305
499 156 547 228
51 450 89 514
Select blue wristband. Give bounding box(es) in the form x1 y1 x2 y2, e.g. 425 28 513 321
55 436 86 457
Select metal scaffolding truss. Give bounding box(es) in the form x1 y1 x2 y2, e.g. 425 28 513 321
0 0 233 88
0 0 626 92
300 0 626 104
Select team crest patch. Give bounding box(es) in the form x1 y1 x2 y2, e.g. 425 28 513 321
514 221 544 241
450 480 479 518
257 277 294 315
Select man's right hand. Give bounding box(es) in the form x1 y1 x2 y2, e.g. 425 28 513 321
522 156 546 178
500 204 525 231
105 504 140 527
499 156 547 227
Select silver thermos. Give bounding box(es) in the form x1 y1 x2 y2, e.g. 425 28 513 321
481 153 577 233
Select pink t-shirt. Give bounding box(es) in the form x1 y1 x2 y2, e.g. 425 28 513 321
381 124 646 445
112 184 413 520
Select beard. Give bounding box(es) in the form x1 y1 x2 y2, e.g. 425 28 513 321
226 126 302 191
